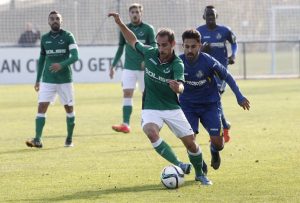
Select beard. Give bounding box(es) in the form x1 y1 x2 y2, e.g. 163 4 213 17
51 23 60 31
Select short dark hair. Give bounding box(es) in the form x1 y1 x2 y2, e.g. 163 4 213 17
48 10 60 17
156 28 175 43
182 29 201 43
129 3 143 12
203 5 217 17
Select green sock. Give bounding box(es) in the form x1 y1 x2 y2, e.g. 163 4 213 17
123 105 132 125
188 152 203 177
35 117 45 141
154 140 180 165
66 116 75 141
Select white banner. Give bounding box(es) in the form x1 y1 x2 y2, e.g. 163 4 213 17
0 46 124 84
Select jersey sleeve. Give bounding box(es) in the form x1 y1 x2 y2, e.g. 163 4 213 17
60 32 79 68
147 25 157 48
112 32 125 67
36 37 46 82
135 41 153 56
208 54 244 103
173 59 185 82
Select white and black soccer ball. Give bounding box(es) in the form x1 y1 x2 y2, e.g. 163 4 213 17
161 165 184 189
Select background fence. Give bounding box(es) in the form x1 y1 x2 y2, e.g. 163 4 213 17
0 0 299 78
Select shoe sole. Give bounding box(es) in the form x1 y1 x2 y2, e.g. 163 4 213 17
112 127 130 133
64 144 74 147
25 141 42 148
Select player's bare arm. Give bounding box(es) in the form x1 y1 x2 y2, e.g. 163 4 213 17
168 80 184 94
108 13 137 49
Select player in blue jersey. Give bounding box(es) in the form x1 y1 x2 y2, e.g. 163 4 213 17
197 5 238 142
179 29 250 170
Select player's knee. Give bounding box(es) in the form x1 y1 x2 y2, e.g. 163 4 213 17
143 125 159 143
186 143 199 153
211 137 224 151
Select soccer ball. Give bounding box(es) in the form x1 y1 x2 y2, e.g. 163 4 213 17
161 165 184 189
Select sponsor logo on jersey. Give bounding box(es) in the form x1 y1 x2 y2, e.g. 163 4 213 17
210 42 225 48
216 33 222 40
145 68 169 83
45 41 52 44
46 49 67 54
185 79 207 86
203 36 210 39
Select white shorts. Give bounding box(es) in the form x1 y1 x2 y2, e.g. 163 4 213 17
122 69 144 92
38 82 74 106
141 109 194 138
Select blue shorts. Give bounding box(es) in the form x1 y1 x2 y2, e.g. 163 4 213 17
182 102 222 136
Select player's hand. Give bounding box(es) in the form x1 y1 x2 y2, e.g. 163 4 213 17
201 42 211 53
109 66 115 79
168 80 184 94
141 61 145 70
239 97 250 110
228 55 235 65
108 13 122 25
34 82 40 92
49 63 62 73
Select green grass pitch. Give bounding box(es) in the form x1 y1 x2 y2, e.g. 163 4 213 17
0 79 299 202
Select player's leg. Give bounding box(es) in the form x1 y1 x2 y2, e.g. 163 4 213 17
26 82 56 148
218 79 231 142
182 109 208 175
142 110 182 166
220 101 231 142
164 109 212 185
112 70 136 133
201 102 224 170
58 83 75 147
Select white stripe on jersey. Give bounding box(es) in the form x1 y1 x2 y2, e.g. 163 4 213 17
69 44 78 50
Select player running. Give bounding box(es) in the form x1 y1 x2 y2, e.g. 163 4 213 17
197 5 238 142
179 29 250 171
109 13 212 185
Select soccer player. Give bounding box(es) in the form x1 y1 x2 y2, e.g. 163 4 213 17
25 11 79 148
197 5 238 142
110 3 156 133
179 29 250 170
108 13 212 185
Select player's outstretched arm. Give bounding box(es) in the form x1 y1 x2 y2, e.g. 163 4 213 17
108 12 137 49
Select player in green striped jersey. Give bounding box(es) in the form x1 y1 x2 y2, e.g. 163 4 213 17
26 11 79 148
110 3 156 133
109 13 211 185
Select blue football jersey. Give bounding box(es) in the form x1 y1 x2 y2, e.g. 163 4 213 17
179 52 244 110
179 53 228 109
196 25 237 67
